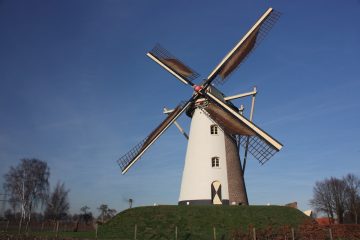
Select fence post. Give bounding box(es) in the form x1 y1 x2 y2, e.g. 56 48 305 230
5 220 9 232
41 222 44 232
252 227 256 240
55 221 59 238
328 228 333 240
291 227 295 240
95 223 98 239
213 226 216 240
175 226 178 240
134 224 137 240
18 218 22 234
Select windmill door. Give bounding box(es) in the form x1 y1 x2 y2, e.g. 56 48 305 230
211 181 222 205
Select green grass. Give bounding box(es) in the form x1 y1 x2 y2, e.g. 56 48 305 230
98 205 310 240
2 230 96 239
30 231 95 238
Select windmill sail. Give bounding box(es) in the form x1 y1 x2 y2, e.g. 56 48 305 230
218 29 259 80
147 44 199 85
118 100 193 174
203 102 255 136
206 8 281 86
203 91 282 164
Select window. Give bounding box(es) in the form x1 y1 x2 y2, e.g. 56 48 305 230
211 157 220 168
210 125 218 135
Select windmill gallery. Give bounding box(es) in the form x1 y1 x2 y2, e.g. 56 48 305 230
117 8 283 206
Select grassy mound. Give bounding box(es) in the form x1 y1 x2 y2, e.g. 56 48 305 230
99 205 309 239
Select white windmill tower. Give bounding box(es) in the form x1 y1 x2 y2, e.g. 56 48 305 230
117 8 282 206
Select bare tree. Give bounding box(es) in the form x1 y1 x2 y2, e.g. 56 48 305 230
97 204 117 223
107 208 117 218
74 205 92 232
343 173 360 224
310 175 360 224
3 159 50 233
80 205 93 225
80 205 90 215
98 204 108 223
44 181 70 221
310 179 335 220
328 177 347 223
4 209 15 220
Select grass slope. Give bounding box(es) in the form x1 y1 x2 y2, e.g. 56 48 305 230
99 205 309 240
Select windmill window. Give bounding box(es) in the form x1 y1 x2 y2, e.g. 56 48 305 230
211 157 220 168
210 125 218 135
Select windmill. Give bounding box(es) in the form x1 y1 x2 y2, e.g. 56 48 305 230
117 8 282 206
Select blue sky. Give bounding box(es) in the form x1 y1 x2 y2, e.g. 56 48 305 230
0 0 360 216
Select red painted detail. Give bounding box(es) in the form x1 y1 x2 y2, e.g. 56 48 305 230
194 85 202 92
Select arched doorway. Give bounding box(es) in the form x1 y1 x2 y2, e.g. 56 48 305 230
211 181 222 205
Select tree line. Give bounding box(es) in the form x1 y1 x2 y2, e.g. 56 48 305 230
2 158 117 233
310 173 360 224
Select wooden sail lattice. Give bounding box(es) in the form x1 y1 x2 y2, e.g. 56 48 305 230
199 103 279 164
213 10 281 85
117 101 189 173
149 44 200 82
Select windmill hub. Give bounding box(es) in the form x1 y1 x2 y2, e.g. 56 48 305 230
194 85 202 92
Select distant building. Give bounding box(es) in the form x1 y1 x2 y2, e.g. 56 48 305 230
285 202 298 209
303 210 314 218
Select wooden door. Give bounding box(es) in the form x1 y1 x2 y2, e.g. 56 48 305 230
211 181 222 205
